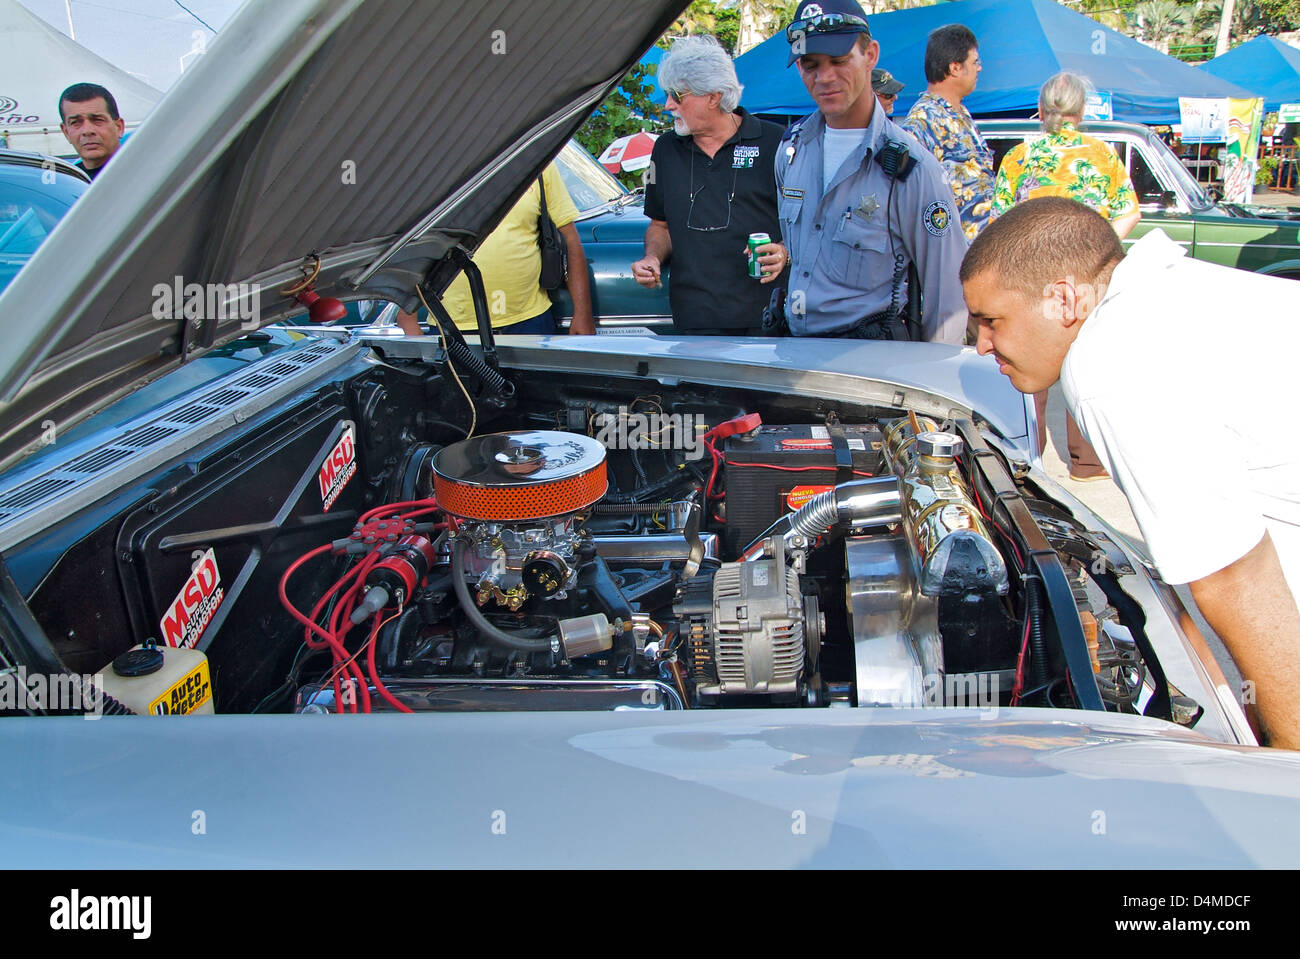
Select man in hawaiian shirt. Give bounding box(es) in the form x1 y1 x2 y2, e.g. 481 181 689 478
900 23 993 240
990 72 1141 482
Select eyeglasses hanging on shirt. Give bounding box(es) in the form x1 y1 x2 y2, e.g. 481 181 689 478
686 152 740 232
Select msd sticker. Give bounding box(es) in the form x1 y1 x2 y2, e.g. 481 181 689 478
160 548 224 649
319 424 357 512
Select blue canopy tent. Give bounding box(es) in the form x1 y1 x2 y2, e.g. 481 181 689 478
1201 35 1300 113
734 0 1256 123
639 45 666 106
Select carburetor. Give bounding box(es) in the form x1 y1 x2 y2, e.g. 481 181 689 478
432 430 608 609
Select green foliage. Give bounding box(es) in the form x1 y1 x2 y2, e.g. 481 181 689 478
1251 0 1300 30
714 4 741 53
1130 0 1189 41
575 64 665 190
1256 153 1280 186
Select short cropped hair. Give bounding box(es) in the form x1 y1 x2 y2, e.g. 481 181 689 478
960 197 1124 300
59 82 119 122
1039 72 1089 134
659 35 743 113
923 24 977 84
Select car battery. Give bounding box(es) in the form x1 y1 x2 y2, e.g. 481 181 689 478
722 424 885 556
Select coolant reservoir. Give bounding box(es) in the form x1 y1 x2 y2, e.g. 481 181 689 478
95 644 215 715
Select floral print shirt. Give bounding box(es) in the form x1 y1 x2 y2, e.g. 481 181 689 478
900 92 994 240
991 122 1138 221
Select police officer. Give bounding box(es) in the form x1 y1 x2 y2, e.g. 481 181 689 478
762 0 968 343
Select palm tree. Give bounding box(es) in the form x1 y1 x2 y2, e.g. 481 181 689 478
1131 0 1190 52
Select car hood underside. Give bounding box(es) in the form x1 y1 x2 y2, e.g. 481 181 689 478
0 0 686 469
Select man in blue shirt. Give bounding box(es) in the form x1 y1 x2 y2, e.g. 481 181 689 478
59 83 124 181
765 0 968 342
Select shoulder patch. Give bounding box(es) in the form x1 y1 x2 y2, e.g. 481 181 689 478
923 200 951 237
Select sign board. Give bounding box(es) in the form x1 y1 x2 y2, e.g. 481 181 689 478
1179 97 1230 143
1083 92 1113 121
1279 103 1300 123
1223 97 1264 204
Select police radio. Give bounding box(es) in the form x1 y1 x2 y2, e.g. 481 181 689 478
874 138 915 180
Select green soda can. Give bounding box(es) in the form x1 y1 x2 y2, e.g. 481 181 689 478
747 233 770 279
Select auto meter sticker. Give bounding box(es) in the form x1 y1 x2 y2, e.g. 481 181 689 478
160 548 224 649
319 424 357 512
148 660 212 715
785 485 833 510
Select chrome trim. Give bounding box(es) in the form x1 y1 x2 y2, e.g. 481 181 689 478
592 532 719 564
846 535 940 707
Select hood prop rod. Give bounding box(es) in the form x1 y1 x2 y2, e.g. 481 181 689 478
449 247 499 370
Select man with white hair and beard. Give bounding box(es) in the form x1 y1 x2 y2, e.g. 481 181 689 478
631 35 785 334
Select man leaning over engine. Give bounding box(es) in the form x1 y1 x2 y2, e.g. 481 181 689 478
962 196 1300 749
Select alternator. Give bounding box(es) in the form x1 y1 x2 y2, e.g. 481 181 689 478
676 559 806 697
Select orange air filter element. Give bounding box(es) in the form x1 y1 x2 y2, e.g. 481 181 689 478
432 431 608 522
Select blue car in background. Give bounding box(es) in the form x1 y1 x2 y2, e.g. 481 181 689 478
551 140 672 329
0 150 89 293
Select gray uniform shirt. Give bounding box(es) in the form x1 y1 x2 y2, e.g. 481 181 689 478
774 105 969 342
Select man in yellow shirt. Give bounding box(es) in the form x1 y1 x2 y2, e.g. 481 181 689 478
398 161 594 334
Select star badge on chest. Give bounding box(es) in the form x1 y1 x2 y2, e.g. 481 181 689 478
857 194 879 218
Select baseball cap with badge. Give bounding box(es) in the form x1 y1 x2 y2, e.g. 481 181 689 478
786 0 873 67
871 68 904 96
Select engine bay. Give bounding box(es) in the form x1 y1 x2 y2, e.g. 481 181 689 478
7 339 1181 723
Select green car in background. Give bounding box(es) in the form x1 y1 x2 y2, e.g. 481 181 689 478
979 119 1300 280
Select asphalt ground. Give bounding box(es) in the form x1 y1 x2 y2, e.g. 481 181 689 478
1250 188 1300 208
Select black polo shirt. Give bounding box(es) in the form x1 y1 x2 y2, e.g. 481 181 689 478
644 107 784 332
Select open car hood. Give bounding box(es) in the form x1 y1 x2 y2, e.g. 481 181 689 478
0 0 686 468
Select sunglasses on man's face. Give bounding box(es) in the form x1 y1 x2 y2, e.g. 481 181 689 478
785 12 870 41
665 88 695 103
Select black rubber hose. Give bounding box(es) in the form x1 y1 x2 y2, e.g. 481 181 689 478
1026 575 1049 697
450 538 554 652
446 339 512 395
601 468 695 504
76 683 135 716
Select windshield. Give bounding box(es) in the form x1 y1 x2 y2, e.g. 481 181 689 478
0 161 88 293
1144 133 1214 210
555 140 628 215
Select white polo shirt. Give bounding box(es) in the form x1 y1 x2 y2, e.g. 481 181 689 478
1061 230 1300 592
